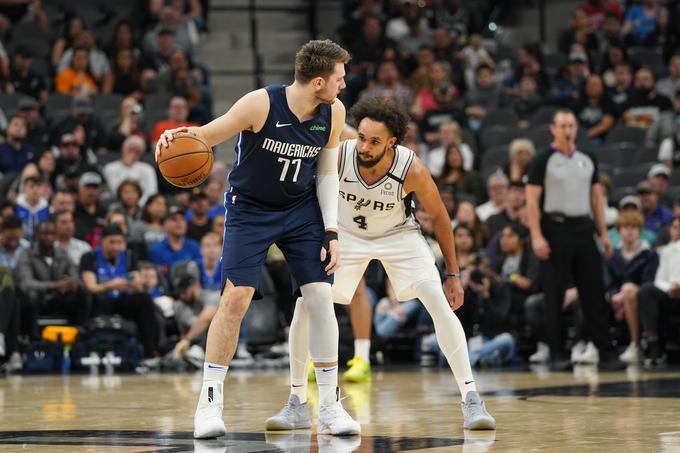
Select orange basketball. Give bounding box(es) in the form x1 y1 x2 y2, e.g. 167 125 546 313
157 131 213 189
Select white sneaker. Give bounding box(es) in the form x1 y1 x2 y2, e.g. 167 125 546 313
317 389 361 436
575 342 599 365
529 342 550 363
570 341 586 363
317 434 362 452
194 382 227 439
619 343 641 364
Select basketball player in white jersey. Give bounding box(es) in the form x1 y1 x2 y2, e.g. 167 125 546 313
265 97 496 431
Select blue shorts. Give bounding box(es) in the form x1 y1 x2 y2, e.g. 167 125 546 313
221 192 332 296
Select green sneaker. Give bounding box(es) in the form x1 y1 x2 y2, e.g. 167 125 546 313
342 356 371 383
308 362 316 382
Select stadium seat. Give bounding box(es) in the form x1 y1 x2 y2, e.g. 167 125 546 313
613 163 655 188
479 145 510 171
594 142 639 168
529 106 558 126
44 94 73 124
605 126 647 145
0 93 26 118
610 186 635 204
666 185 680 203
481 109 519 129
480 125 525 150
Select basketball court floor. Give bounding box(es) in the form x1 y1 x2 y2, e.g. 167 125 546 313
1 367 679 452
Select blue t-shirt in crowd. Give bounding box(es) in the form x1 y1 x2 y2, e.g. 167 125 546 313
0 142 36 174
198 258 222 291
624 5 659 40
149 237 201 274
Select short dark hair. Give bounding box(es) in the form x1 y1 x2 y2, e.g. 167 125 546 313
50 209 73 223
294 39 350 83
1 215 22 231
552 108 576 123
349 96 409 145
23 175 43 186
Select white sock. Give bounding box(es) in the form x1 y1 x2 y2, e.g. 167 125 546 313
354 339 370 362
289 297 310 403
315 365 338 406
416 280 477 400
203 362 228 384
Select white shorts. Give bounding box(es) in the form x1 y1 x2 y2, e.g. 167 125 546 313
333 228 441 304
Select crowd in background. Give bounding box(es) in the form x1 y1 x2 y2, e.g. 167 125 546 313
1 0 680 373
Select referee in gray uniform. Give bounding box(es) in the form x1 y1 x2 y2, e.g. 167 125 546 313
525 109 613 367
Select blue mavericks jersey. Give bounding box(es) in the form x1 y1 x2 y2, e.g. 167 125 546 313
228 84 332 208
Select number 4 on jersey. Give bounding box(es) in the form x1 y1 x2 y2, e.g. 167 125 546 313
353 215 368 230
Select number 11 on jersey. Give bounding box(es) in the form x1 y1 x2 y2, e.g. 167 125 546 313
278 157 301 182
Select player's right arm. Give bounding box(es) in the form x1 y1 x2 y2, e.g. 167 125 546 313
155 89 270 160
525 184 550 260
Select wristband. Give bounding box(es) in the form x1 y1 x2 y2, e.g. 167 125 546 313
446 273 461 278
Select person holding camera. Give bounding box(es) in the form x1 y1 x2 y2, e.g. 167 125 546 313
526 109 613 368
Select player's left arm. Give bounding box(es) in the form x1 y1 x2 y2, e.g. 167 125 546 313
404 155 464 310
317 99 346 274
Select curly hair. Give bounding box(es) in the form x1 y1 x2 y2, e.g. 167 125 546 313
348 96 408 145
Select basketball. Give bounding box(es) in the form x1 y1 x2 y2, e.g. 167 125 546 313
157 131 213 188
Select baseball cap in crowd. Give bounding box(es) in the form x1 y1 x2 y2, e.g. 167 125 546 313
636 180 656 194
61 133 78 146
618 195 641 210
164 204 186 221
568 52 588 64
79 171 102 188
72 95 94 115
18 97 38 110
648 163 671 179
101 223 124 239
170 261 200 296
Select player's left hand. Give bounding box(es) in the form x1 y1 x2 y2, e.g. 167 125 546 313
321 230 340 275
445 277 464 310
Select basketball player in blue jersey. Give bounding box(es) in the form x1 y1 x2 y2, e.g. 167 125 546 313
265 97 496 431
156 40 360 438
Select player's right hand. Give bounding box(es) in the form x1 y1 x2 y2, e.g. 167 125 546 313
155 126 189 162
532 235 551 261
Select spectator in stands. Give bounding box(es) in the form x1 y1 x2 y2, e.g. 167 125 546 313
623 0 665 47
648 163 673 206
140 28 175 80
51 15 86 68
608 62 635 116
459 33 493 90
636 217 680 366
0 0 48 35
436 143 484 203
53 209 91 266
658 113 680 170
105 20 141 61
73 171 106 245
149 205 201 275
559 8 599 57
198 232 221 292
186 190 211 241
80 223 160 357
605 210 659 364
150 50 204 118
656 53 680 101
666 1 680 61
510 75 543 126
0 201 15 222
637 180 674 234
573 74 617 144
396 14 433 58
476 173 509 223
16 219 89 338
143 3 200 56
15 175 48 242
549 51 590 106
486 180 526 238
149 95 198 145
211 214 224 238
129 194 167 251
410 61 458 121
49 190 75 214
10 46 48 106
0 215 29 270
53 133 97 185
608 195 657 248
455 200 489 249
426 120 473 176
0 115 36 175
15 97 47 152
453 223 478 269
358 59 414 114
434 0 475 39
108 97 146 151
103 136 157 205
582 0 623 28
385 0 428 42
408 45 437 92
102 48 143 99
656 196 680 247
57 30 110 85
600 42 628 88
509 43 550 95
503 138 535 183
49 96 108 153
54 47 98 96
623 67 674 146
464 64 506 129
113 179 143 222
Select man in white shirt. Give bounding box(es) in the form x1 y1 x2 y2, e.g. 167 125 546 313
476 172 508 222
103 135 157 205
53 209 91 266
637 217 680 366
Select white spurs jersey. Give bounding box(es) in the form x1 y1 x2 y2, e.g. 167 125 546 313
338 139 419 238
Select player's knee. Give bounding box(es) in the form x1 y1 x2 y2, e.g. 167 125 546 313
222 287 253 317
